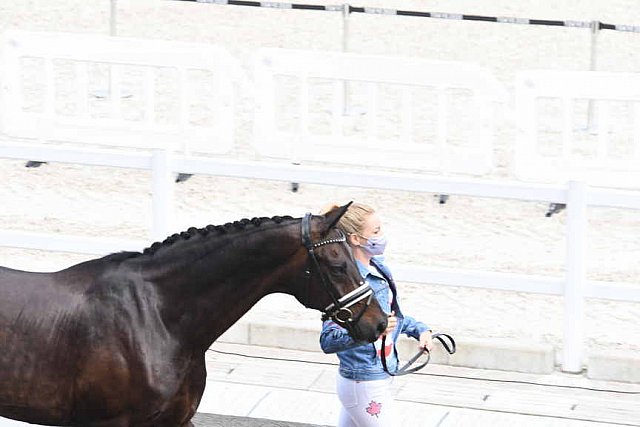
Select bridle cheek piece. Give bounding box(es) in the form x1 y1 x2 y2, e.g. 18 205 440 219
301 213 374 326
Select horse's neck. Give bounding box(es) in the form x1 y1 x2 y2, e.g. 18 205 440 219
140 222 302 351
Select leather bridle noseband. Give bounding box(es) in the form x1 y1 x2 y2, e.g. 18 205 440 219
301 213 374 326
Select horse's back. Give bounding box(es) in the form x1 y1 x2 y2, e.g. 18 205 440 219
0 264 51 281
0 258 137 345
0 265 84 318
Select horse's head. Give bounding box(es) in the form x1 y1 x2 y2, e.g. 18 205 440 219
296 203 387 344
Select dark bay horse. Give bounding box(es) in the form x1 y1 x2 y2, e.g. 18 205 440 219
0 204 387 426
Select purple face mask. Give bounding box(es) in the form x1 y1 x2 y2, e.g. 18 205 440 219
360 235 388 256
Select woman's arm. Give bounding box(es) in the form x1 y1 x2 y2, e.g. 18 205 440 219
399 314 430 340
319 320 365 354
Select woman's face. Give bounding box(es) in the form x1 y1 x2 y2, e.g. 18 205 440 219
359 213 383 241
348 212 383 250
348 213 387 263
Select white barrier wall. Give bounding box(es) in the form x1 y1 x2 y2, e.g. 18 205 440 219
515 70 640 188
1 30 236 155
253 48 504 175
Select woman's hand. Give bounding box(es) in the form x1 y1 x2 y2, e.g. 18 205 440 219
419 330 434 351
381 311 397 336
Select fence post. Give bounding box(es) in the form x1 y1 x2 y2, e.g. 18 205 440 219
110 0 118 36
342 3 350 52
341 3 350 115
563 180 588 373
587 20 600 132
151 150 175 241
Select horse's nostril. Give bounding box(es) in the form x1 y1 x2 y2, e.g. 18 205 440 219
377 320 387 335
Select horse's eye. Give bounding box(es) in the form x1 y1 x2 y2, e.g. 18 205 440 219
329 263 347 275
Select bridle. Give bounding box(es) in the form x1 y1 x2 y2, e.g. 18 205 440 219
301 213 374 327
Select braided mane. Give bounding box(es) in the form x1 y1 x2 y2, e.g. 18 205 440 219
102 216 296 263
141 215 295 256
101 215 298 263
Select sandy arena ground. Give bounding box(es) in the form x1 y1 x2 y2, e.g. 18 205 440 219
1 0 639 363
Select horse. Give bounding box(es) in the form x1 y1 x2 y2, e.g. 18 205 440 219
0 203 388 426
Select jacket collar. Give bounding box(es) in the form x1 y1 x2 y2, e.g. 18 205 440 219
356 257 387 280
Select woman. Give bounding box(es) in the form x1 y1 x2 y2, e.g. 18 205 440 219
320 202 433 427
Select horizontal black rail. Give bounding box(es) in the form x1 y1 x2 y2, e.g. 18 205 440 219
174 0 640 33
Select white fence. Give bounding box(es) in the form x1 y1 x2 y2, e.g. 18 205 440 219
253 48 504 175
515 69 640 188
1 30 236 155
1 31 640 374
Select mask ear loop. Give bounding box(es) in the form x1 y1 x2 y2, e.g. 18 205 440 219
344 239 356 258
347 233 362 249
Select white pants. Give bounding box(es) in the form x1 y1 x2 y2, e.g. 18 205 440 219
336 374 395 427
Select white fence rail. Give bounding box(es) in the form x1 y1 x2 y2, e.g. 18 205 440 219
2 143 640 373
1 32 640 374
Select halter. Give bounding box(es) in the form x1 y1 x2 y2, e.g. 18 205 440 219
301 213 374 326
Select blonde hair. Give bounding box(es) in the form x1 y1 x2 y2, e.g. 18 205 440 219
320 202 375 236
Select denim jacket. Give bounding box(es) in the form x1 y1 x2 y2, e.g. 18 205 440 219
319 256 430 381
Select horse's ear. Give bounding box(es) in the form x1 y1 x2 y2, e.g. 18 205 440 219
321 201 353 234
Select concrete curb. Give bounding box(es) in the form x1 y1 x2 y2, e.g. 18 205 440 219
587 350 640 383
218 320 556 375
397 335 555 374
193 413 328 427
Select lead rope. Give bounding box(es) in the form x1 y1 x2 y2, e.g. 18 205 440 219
380 332 456 376
368 261 456 376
